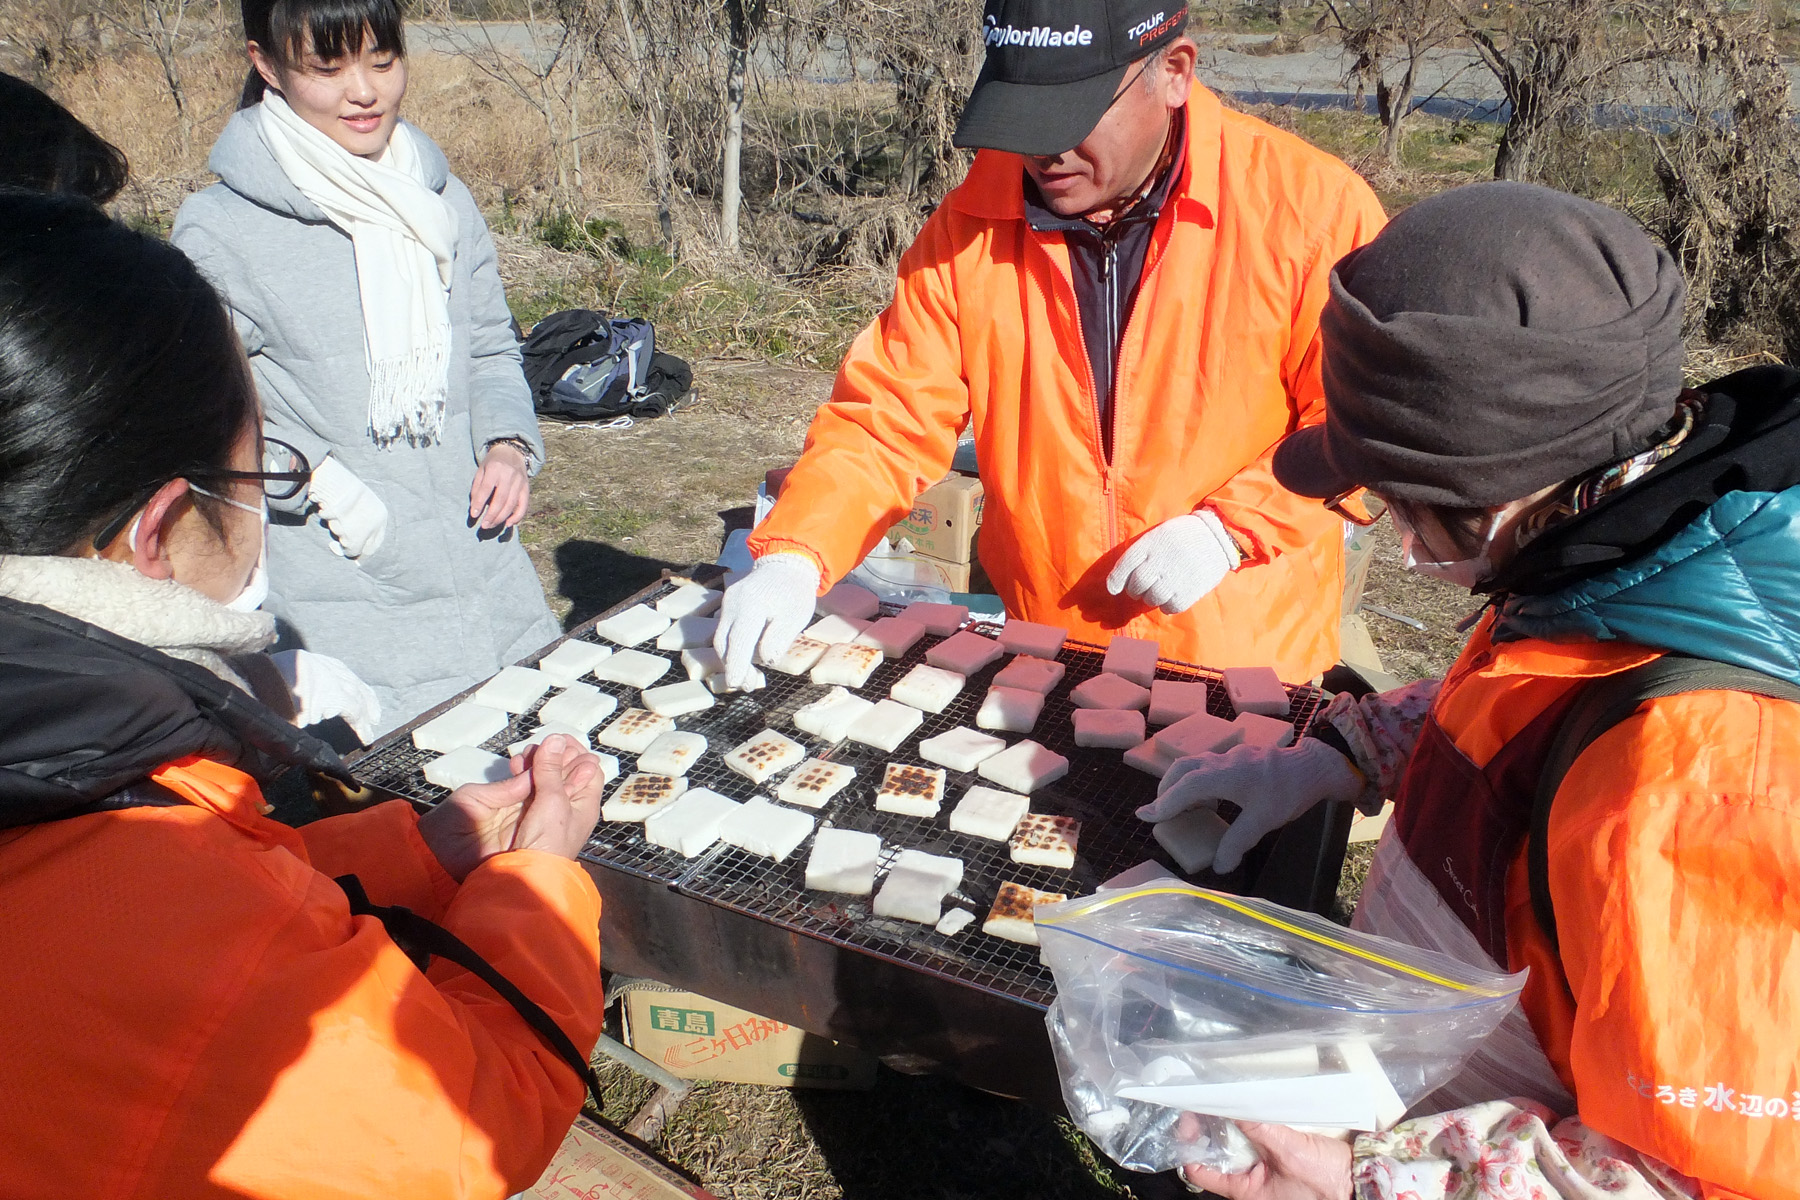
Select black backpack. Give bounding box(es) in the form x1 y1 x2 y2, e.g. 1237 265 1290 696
520 309 693 421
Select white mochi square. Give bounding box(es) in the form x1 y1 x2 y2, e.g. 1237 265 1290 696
976 686 1045 733
537 640 613 686
948 785 1031 841
845 699 925 753
1072 707 1147 749
775 759 857 808
996 620 1068 659
810 642 886 689
656 615 718 652
594 604 673 647
918 726 1007 772
1124 740 1176 777
412 701 509 753
655 582 722 620
888 663 966 714
707 668 765 694
645 787 740 857
898 601 969 637
1070 672 1151 711
594 708 676 753
1102 636 1160 687
874 762 947 817
474 666 554 714
682 647 724 682
636 730 708 777
925 630 1004 674
1149 680 1211 726
591 649 671 689
817 582 881 621
641 680 716 718
1154 807 1232 875
793 687 876 742
977 739 1070 793
507 723 589 757
1223 667 1292 717
723 729 807 784
1157 712 1244 759
805 828 883 894
423 747 511 790
992 656 1066 695
718 796 816 862
761 635 830 675
873 849 964 924
1233 712 1297 748
535 683 619 733
854 616 928 659
804 614 872 645
601 773 688 822
936 908 976 936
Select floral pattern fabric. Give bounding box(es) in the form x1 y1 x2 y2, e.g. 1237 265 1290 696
1320 678 1441 813
1354 1100 1701 1200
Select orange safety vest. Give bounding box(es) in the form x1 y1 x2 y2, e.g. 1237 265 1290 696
1417 621 1800 1200
750 82 1388 682
0 757 603 1199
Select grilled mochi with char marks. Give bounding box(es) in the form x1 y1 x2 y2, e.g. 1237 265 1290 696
774 759 857 808
723 729 806 784
981 881 1066 946
761 634 830 676
635 730 707 777
1009 813 1080 869
874 763 947 817
810 641 886 689
601 772 688 822
594 707 676 753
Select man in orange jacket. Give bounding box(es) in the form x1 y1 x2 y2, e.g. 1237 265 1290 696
715 0 1386 687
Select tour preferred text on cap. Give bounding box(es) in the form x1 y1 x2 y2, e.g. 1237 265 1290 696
953 0 1189 157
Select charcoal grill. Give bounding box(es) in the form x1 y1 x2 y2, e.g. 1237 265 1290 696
349 572 1329 1107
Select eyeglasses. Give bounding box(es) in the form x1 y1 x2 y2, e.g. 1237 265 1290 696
1325 487 1387 527
90 438 312 551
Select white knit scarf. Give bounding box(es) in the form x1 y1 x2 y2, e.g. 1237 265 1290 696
257 93 457 446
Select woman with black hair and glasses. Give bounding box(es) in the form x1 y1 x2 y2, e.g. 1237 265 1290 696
173 0 559 735
0 191 607 1198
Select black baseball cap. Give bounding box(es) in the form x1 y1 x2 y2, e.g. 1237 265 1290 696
953 0 1190 157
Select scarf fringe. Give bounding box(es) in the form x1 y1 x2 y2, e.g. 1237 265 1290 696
366 344 450 447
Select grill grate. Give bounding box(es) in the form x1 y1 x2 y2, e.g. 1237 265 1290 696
351 580 1324 1007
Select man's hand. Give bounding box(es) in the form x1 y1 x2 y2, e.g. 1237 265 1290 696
416 734 604 881
1180 1117 1353 1200
1106 511 1241 614
713 552 820 689
470 441 531 531
1138 739 1364 874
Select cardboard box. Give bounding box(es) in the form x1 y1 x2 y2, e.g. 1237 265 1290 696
622 988 877 1090
525 1116 717 1200
892 474 984 563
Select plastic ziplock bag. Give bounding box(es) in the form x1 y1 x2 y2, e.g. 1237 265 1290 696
1035 882 1525 1175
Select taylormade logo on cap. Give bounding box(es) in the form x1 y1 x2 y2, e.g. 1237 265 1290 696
985 15 1094 48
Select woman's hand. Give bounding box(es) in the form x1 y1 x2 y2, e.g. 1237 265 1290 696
416 735 604 881
470 441 531 531
1180 1117 1353 1200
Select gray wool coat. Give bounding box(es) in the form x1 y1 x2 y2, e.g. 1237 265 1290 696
173 110 560 734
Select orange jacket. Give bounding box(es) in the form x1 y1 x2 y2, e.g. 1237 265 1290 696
750 83 1387 681
0 757 602 1199
1432 621 1800 1200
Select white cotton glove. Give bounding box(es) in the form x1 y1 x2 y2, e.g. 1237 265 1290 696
1105 511 1241 615
1136 738 1364 874
269 649 383 742
309 455 389 560
713 552 821 689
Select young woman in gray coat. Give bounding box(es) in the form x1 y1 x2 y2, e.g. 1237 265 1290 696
173 0 559 733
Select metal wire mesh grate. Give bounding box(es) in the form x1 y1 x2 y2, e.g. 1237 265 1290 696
350 580 1325 1006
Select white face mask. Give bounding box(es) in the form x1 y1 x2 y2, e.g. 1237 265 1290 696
188 484 270 612
1397 511 1503 591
